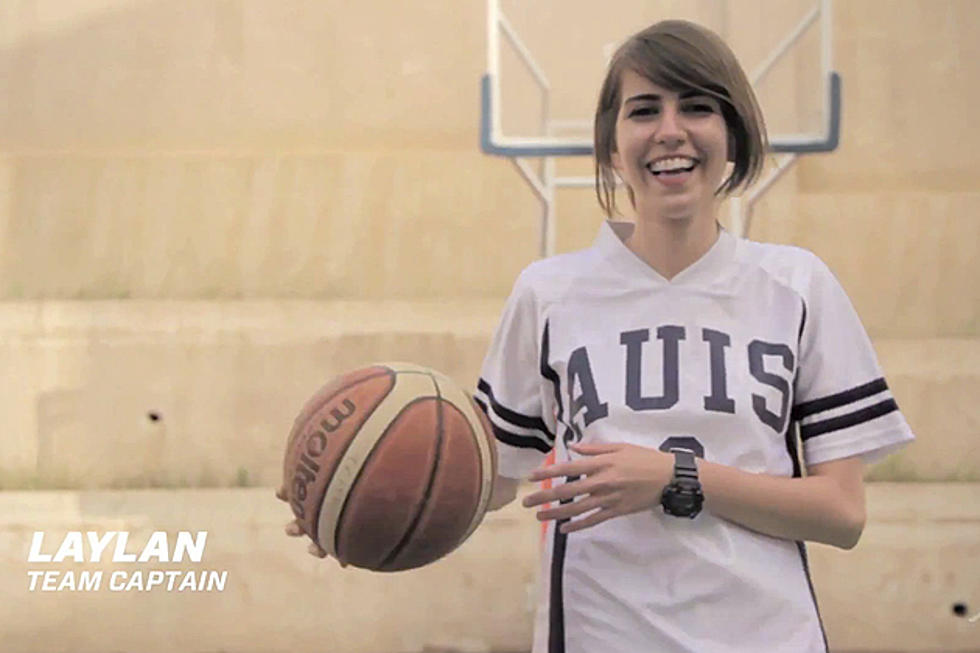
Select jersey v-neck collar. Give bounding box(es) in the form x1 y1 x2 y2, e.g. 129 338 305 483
595 220 736 288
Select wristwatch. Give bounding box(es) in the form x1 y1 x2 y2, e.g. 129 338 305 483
660 447 704 519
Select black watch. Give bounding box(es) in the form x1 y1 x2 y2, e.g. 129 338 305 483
660 447 703 519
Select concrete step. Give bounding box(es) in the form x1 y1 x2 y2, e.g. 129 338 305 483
0 300 502 490
4 150 977 342
0 2 486 151
554 189 980 339
0 303 975 488
749 192 980 339
0 484 977 652
0 151 541 300
871 338 980 482
808 483 980 652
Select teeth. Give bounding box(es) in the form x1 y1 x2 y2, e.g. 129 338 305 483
648 157 697 173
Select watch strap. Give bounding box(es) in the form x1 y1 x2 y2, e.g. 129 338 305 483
669 447 698 482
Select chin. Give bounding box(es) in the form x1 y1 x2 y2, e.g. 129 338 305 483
639 192 718 224
663 208 697 221
647 200 698 223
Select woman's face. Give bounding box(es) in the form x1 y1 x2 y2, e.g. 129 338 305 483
611 68 730 223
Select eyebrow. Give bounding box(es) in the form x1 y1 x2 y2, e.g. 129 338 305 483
624 90 709 104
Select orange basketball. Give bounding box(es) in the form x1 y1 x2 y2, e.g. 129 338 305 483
282 362 497 572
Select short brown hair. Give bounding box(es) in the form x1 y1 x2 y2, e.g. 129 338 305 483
594 20 768 217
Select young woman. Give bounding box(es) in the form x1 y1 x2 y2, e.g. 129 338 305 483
475 19 914 653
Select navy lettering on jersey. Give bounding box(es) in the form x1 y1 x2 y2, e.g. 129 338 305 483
621 325 686 411
566 346 608 443
748 340 795 433
702 328 736 414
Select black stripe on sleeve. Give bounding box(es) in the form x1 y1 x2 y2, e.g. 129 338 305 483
473 396 553 453
477 377 551 434
799 398 899 441
792 377 889 420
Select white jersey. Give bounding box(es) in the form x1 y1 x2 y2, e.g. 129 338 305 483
475 221 914 653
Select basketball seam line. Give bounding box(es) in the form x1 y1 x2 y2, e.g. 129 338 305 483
332 392 438 565
454 389 495 544
306 371 395 548
318 372 446 560
460 395 489 540
378 372 444 570
293 369 392 439
285 368 392 483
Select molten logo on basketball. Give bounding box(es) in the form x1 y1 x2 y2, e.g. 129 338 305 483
290 398 356 519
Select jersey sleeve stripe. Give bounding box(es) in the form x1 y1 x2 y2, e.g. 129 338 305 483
476 377 551 432
799 398 899 440
791 377 889 420
473 395 553 453
489 422 554 453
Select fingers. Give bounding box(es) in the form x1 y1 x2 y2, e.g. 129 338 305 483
560 506 622 534
527 444 620 482
527 458 601 483
523 478 593 508
285 519 331 560
534 494 610 522
569 442 622 455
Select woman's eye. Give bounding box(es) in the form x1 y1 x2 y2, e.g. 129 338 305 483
629 107 658 118
686 103 716 113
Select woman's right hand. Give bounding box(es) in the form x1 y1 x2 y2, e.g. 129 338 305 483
276 486 328 559
284 518 328 559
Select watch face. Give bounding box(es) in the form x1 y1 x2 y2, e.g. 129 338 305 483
663 485 704 517
673 495 698 511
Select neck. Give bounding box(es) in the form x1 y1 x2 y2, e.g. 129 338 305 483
625 212 720 280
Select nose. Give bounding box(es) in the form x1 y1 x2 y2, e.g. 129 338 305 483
655 103 686 147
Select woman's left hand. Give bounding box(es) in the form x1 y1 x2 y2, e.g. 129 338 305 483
522 442 675 534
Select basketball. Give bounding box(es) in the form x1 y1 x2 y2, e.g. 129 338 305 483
282 362 497 572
